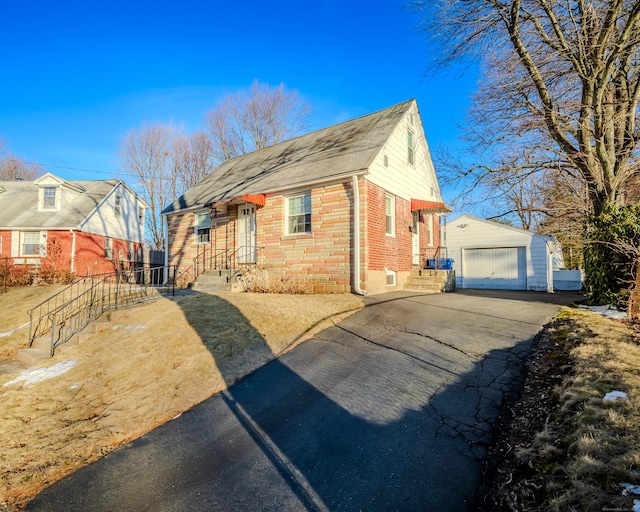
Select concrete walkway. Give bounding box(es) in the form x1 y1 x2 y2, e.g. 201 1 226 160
27 290 579 512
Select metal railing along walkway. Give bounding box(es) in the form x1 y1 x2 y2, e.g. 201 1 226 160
27 265 177 356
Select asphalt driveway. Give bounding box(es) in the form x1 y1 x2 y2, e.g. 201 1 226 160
27 289 579 512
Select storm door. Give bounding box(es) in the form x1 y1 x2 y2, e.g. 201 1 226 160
412 212 420 265
238 204 257 264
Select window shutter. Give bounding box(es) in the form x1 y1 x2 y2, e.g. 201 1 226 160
11 231 19 257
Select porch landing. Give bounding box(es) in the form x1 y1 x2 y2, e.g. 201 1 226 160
403 269 455 293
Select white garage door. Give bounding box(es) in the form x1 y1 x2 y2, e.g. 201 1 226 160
462 247 527 290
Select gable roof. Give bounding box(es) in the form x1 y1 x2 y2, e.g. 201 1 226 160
0 175 129 229
450 214 556 242
163 100 415 215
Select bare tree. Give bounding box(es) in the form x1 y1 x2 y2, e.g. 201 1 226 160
417 0 640 215
0 155 44 180
205 81 311 163
171 131 214 192
416 0 640 300
119 123 175 249
119 125 216 249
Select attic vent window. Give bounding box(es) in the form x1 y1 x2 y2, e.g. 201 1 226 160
115 195 122 217
407 130 415 166
383 155 388 167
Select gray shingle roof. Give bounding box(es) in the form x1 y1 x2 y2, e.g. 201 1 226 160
0 179 117 229
163 100 414 215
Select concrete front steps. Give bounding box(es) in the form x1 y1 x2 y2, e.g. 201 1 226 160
403 269 455 293
190 269 243 293
16 314 116 365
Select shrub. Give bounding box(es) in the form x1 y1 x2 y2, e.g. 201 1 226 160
238 267 310 294
584 203 640 309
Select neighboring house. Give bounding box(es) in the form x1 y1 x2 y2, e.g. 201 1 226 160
162 100 450 295
446 214 565 292
0 172 148 277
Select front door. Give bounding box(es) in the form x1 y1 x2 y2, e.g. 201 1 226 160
238 204 256 264
412 212 420 266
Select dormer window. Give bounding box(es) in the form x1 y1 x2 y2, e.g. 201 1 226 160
41 186 59 210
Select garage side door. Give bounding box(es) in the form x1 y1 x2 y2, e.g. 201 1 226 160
462 247 527 290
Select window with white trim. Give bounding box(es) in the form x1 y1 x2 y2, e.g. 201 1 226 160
21 232 41 256
194 212 211 244
426 214 434 247
105 237 112 259
407 129 415 165
114 195 122 217
43 187 58 209
287 192 311 234
138 206 145 224
385 194 395 236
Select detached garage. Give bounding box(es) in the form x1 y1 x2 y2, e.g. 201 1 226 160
446 214 562 292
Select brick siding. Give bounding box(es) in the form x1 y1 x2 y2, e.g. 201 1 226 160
165 178 442 294
0 229 142 276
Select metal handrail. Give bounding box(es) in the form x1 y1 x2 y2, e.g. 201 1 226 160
28 265 176 356
421 246 451 270
192 245 265 282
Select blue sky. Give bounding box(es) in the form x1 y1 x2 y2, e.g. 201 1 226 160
1 0 477 204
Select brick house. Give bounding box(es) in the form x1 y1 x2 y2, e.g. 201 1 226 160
162 100 449 295
0 172 148 277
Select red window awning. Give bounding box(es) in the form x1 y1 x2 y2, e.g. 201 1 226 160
410 199 452 213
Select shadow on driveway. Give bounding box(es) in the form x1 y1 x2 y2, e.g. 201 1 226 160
26 290 579 511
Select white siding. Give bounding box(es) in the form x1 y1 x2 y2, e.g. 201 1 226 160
366 101 443 204
447 215 553 292
81 184 145 244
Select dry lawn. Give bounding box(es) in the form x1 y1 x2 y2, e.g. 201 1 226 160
0 286 363 510
486 307 640 511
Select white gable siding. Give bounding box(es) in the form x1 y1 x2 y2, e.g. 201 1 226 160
81 184 145 243
366 102 442 203
447 215 553 291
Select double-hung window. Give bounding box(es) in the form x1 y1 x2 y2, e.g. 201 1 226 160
22 232 41 256
105 237 113 259
43 187 58 209
287 193 311 234
426 214 434 247
385 194 395 236
195 212 211 244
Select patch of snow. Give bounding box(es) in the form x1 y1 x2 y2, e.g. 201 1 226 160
578 304 628 320
69 384 79 390
604 391 628 402
112 324 145 331
622 483 640 496
3 360 77 387
0 322 30 338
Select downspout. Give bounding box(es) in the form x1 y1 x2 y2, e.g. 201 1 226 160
162 213 169 285
69 229 76 275
352 175 367 296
